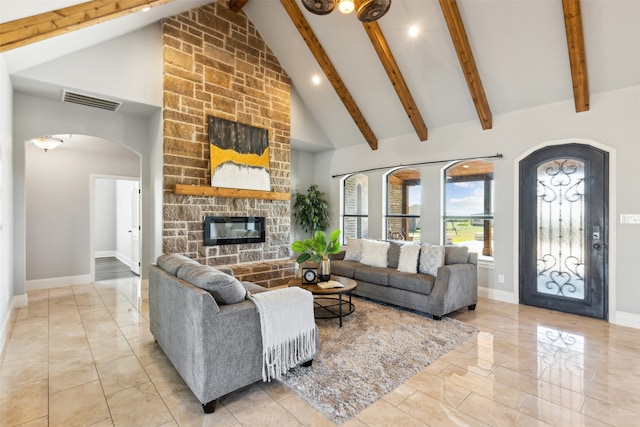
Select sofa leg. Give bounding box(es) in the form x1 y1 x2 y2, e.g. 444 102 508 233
468 304 477 311
302 359 313 367
202 399 217 414
432 315 442 321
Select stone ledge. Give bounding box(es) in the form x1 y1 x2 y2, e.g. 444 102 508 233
227 259 298 288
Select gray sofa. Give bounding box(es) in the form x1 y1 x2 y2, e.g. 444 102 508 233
330 239 478 319
149 254 316 413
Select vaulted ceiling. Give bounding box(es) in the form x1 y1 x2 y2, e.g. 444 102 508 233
1 0 639 152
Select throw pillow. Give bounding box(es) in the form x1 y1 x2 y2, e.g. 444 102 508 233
177 263 247 305
156 253 198 275
397 243 421 273
445 245 469 265
360 239 390 268
419 243 445 276
386 241 403 269
344 237 364 262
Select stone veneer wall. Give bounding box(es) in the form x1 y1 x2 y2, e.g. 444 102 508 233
161 2 295 285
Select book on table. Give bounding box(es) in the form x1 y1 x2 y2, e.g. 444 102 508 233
317 280 345 289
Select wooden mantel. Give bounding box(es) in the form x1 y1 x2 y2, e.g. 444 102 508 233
173 184 290 201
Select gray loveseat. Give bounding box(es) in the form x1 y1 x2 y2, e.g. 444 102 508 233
149 254 316 413
330 239 478 319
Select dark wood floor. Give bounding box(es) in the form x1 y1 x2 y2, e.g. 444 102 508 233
95 257 138 281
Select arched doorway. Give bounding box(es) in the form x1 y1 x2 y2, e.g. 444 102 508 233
25 134 141 288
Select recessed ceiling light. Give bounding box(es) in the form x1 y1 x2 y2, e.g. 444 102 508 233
312 75 321 85
408 25 419 38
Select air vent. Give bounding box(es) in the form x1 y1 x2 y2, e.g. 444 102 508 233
62 90 122 112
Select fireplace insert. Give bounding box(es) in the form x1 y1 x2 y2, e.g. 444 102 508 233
203 216 266 246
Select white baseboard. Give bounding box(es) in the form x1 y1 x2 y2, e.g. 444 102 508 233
116 253 132 267
478 286 518 304
26 275 92 291
0 294 28 360
612 311 640 329
97 251 132 268
95 250 117 258
12 294 28 308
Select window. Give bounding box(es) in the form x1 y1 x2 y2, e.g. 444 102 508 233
385 168 421 242
443 160 494 257
342 174 368 244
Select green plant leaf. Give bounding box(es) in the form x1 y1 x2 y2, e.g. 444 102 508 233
296 253 311 263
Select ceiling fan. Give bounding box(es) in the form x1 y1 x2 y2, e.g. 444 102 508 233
301 0 392 22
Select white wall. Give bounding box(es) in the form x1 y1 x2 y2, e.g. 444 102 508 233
0 56 18 356
15 24 162 107
302 85 640 327
289 149 317 244
94 178 117 254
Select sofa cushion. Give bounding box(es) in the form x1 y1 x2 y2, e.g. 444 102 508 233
445 245 469 265
344 238 364 262
243 281 269 295
397 243 421 273
330 260 358 278
177 263 247 305
386 241 404 269
389 271 435 295
354 266 390 286
419 244 445 276
360 239 390 268
156 253 198 275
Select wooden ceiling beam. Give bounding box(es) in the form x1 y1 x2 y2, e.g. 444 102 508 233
0 0 176 53
280 0 378 150
229 0 250 13
362 21 428 142
562 0 589 112
439 0 492 130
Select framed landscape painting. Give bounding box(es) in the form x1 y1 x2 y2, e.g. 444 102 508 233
208 116 270 191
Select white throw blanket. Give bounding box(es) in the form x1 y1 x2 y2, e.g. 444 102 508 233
248 287 317 381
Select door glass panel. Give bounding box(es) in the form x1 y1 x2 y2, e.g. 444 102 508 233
536 159 585 300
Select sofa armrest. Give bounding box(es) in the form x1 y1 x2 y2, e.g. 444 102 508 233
216 266 234 276
427 263 478 317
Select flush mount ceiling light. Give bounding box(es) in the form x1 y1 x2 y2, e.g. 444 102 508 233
31 135 64 152
301 0 391 22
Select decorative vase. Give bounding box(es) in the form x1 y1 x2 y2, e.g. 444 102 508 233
318 256 331 282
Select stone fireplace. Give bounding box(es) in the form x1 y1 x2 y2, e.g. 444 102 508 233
161 2 296 286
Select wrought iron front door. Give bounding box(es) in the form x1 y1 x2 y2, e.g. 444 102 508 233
519 144 608 319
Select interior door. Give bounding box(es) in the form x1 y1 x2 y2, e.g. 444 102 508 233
130 186 141 276
519 144 608 319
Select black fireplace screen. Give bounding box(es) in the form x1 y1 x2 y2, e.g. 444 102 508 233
203 216 266 246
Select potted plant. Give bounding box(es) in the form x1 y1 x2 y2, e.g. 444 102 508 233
291 229 341 282
292 185 330 235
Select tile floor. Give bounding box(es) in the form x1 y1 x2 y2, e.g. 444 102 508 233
1 277 639 426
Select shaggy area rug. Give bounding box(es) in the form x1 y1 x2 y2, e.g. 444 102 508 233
278 297 479 424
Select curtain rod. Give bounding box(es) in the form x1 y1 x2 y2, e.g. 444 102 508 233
331 153 503 178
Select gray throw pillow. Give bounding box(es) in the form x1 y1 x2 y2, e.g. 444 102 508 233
177 263 247 305
344 238 364 262
444 245 469 265
156 253 199 275
418 243 445 276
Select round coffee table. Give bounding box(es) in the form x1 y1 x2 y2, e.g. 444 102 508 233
289 275 357 327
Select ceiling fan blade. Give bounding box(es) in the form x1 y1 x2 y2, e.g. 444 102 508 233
357 0 391 22
301 0 337 15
